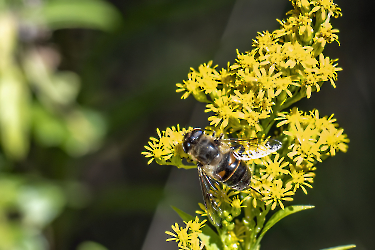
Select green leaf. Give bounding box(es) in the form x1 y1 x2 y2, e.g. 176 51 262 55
171 206 222 250
320 244 356 250
199 234 221 250
256 205 314 245
0 68 30 160
32 103 68 147
41 0 122 32
77 241 108 250
18 183 66 228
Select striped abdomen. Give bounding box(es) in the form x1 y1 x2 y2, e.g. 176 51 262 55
213 152 251 191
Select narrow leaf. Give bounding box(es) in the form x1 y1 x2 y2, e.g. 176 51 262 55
0 69 30 160
320 244 356 250
257 205 314 243
41 0 122 31
171 206 222 250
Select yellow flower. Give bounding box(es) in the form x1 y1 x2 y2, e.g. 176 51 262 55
315 20 340 45
142 128 165 164
230 195 248 217
166 217 207 250
252 31 275 53
186 216 206 233
274 76 296 98
165 125 186 145
293 0 311 13
220 64 236 88
310 0 342 19
315 54 342 88
195 203 208 218
310 109 336 130
319 127 349 156
176 78 202 100
233 49 258 69
176 61 220 100
285 122 322 165
205 95 244 129
296 13 314 42
274 16 297 38
280 42 317 70
299 68 321 98
242 107 269 132
165 223 190 249
189 235 203 250
142 125 189 166
236 66 258 88
252 64 283 98
276 107 308 127
266 43 284 65
260 154 289 181
254 90 275 112
231 196 247 210
288 167 315 194
263 180 294 210
195 61 221 94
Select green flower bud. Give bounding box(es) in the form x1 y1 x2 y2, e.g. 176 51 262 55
299 0 311 14
312 37 326 57
298 25 314 44
192 89 209 103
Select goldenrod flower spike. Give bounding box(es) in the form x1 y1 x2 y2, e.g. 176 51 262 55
143 0 354 249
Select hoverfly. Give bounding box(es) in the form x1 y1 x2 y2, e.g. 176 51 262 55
182 128 282 226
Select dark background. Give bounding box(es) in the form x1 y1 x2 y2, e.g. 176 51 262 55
28 0 375 249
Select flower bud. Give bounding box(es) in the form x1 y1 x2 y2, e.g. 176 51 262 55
312 37 326 57
192 89 209 103
298 24 314 44
299 0 311 14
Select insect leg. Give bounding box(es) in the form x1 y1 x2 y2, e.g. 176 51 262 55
197 165 222 227
231 144 246 155
249 186 263 196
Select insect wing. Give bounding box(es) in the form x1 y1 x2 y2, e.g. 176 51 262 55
197 166 222 227
222 138 282 160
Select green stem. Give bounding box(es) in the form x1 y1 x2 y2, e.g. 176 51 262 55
263 119 276 136
250 204 271 250
279 90 305 111
252 205 272 249
261 101 281 136
243 197 257 250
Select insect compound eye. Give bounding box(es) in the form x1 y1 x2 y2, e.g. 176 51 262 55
182 128 203 153
182 141 191 153
189 128 203 143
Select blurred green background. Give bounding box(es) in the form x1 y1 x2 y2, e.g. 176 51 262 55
0 0 373 249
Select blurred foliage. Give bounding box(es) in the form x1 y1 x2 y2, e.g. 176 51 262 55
76 241 108 250
0 0 117 160
0 175 65 250
0 0 121 249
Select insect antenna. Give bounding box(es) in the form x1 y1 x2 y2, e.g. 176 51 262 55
249 186 264 197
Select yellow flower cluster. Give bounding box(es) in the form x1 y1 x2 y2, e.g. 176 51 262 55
143 108 348 213
176 0 342 136
144 0 347 211
278 108 349 166
141 125 193 168
249 108 349 210
143 0 349 249
166 217 207 250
